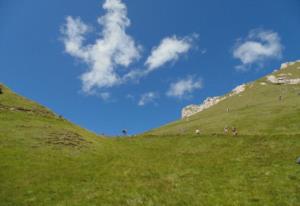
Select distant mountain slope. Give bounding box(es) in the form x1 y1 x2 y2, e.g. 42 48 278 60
149 61 300 135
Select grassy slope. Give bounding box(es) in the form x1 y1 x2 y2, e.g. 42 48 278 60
148 63 300 136
1 74 300 205
2 133 300 205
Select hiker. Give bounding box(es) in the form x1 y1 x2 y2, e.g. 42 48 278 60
122 129 128 136
297 157 300 164
224 127 229 134
232 127 238 136
195 129 201 135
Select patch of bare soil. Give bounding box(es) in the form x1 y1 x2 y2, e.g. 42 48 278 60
46 131 91 148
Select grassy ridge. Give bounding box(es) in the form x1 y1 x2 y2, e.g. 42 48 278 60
148 63 300 136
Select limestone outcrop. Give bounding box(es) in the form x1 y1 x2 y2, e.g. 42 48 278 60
266 74 300 85
182 84 246 119
280 60 300 70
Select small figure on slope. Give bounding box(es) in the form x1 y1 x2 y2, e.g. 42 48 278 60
232 127 238 136
224 127 229 135
122 129 128 136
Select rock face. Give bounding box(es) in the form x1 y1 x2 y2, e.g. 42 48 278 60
289 79 300 84
182 84 246 119
266 75 300 85
182 96 225 119
182 105 204 119
230 84 246 96
280 60 300 70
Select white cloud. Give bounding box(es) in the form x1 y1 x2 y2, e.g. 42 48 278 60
145 35 196 71
233 29 283 71
138 92 159 106
61 0 141 93
99 92 111 101
62 17 91 60
167 76 202 99
122 35 197 81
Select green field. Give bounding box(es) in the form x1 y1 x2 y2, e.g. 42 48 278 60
1 63 300 205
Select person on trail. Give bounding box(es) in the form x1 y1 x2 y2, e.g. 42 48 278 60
297 157 300 164
122 129 128 136
232 127 238 136
224 127 229 134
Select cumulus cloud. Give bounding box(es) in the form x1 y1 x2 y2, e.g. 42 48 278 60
145 35 196 71
61 0 141 93
167 76 202 99
138 92 159 106
233 29 283 71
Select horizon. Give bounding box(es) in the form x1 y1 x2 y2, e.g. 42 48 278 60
1 0 300 135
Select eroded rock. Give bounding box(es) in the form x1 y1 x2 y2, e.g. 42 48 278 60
266 75 300 85
182 84 246 118
280 60 300 70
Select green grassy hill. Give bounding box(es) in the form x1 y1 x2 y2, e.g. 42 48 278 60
0 84 103 146
148 62 300 136
1 61 300 206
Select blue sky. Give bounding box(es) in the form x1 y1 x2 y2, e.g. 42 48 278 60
1 0 300 135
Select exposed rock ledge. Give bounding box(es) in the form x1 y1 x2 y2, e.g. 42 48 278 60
182 84 246 119
280 60 300 70
266 75 300 85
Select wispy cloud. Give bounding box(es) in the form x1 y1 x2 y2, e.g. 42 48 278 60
124 35 197 81
61 0 141 93
145 35 196 71
167 76 202 99
61 17 91 60
138 92 159 106
233 29 283 71
98 92 111 101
